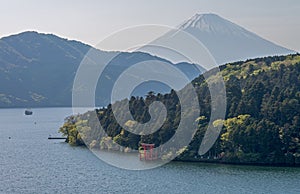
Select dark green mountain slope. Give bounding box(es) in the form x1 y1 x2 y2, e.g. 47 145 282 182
0 31 201 107
0 31 94 107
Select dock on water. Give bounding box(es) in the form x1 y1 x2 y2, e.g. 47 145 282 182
48 137 67 140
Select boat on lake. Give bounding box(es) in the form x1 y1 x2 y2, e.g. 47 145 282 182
25 109 33 115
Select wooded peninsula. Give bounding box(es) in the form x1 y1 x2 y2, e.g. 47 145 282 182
60 54 300 166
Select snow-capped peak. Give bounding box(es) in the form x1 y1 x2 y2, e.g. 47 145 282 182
179 13 221 30
175 13 294 64
179 13 249 36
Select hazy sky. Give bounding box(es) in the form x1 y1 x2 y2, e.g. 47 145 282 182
0 0 299 51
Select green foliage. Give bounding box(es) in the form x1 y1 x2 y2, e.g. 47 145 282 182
60 54 300 165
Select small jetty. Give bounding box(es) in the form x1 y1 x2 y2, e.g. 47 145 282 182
48 137 67 140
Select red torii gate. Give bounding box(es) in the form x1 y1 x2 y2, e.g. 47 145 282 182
139 143 158 161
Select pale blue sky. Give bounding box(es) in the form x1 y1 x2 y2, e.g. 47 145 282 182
0 0 299 51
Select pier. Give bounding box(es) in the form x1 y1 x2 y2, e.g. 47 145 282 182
48 137 67 140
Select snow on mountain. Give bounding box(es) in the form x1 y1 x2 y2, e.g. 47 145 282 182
153 13 295 65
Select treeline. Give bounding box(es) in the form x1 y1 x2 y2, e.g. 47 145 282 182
60 54 300 166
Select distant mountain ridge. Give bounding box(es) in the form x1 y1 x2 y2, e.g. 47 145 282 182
0 14 296 108
0 31 201 108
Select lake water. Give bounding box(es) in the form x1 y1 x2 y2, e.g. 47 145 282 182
0 108 299 194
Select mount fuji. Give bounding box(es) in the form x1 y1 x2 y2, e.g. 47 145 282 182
150 13 295 65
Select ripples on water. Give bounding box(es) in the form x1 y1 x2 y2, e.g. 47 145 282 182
0 108 299 194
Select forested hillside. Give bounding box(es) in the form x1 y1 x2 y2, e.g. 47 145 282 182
0 31 200 107
60 54 300 166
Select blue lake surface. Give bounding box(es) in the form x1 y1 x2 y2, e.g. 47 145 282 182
0 108 299 194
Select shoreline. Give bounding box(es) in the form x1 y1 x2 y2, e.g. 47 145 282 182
173 158 300 168
65 143 300 168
